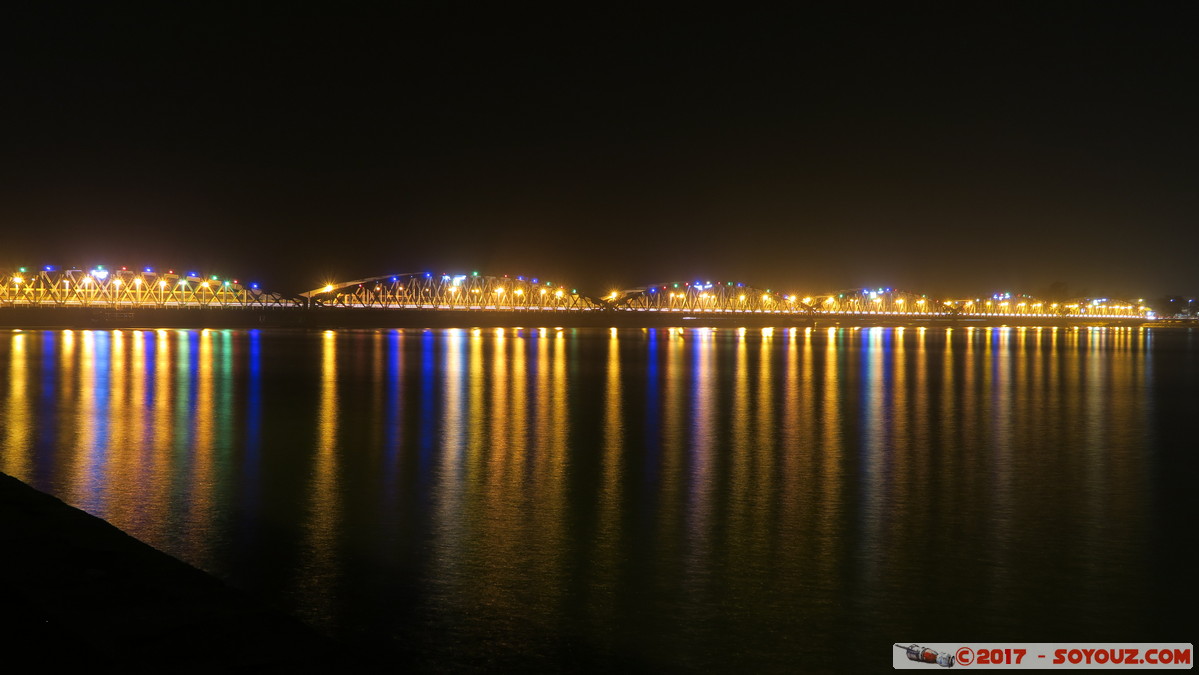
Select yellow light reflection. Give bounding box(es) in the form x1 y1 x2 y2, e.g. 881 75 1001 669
432 329 468 579
3 332 31 476
72 331 101 511
151 330 173 531
594 327 624 620
817 327 843 579
105 330 133 526
301 330 341 620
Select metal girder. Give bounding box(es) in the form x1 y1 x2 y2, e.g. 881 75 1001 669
944 293 1151 319
613 280 812 314
1 266 295 308
809 288 950 316
302 272 598 310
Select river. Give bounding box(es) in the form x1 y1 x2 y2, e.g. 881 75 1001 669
1 326 1194 670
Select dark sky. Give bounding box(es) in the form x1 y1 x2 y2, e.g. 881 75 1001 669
2 4 1195 299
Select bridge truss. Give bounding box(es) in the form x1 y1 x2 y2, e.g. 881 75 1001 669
613 281 807 314
808 288 951 316
4 265 1155 320
2 266 294 308
945 293 1151 319
302 273 598 310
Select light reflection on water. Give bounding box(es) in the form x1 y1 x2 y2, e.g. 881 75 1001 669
0 326 1182 670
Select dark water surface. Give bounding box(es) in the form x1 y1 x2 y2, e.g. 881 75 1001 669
2 326 1195 670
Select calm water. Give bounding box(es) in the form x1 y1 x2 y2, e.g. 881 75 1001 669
2 326 1195 670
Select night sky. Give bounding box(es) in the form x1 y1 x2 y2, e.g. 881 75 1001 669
2 5 1195 300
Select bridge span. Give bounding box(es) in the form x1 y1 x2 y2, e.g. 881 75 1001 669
2 265 1156 327
302 272 592 311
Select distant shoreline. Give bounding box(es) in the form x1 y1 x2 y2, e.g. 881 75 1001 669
0 306 1158 330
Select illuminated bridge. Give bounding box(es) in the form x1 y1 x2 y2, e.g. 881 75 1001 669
1 264 1157 327
944 292 1151 320
1 266 293 308
302 272 595 311
606 283 1150 320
